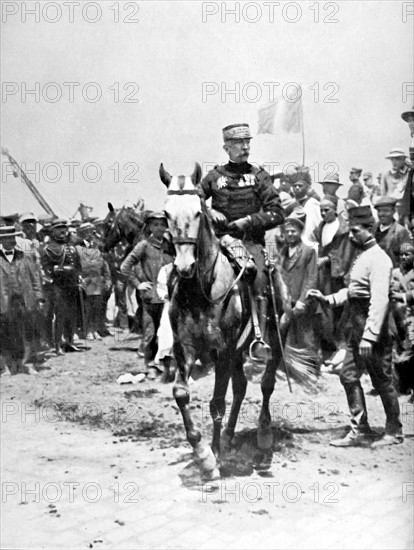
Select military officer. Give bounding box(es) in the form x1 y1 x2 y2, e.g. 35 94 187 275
200 123 284 301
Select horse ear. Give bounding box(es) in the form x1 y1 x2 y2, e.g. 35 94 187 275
191 162 202 186
108 202 114 212
159 163 172 187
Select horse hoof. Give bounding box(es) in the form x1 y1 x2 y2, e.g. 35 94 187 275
253 449 273 471
194 442 218 477
257 429 274 450
201 466 221 482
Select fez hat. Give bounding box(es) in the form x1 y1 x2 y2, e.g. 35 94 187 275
50 218 69 229
385 148 407 159
19 212 38 224
348 205 375 226
320 173 342 186
373 196 398 209
401 106 414 122
0 225 22 238
222 123 252 140
146 211 167 224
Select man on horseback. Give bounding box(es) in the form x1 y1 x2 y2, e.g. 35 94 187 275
200 123 284 306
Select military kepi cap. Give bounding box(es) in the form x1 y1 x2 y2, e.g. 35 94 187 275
373 196 398 208
50 218 68 228
146 211 167 223
19 212 38 223
348 205 375 226
222 123 252 140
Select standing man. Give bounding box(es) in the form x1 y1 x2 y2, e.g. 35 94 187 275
200 123 284 318
291 174 321 248
308 206 403 447
374 196 411 267
0 225 43 374
349 167 363 185
121 212 173 378
381 148 410 201
319 173 346 221
41 219 82 354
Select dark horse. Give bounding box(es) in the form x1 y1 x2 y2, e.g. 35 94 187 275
160 163 289 480
102 202 148 253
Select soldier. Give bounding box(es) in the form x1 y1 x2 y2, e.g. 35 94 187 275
349 167 363 185
41 219 82 355
200 123 284 314
308 206 403 448
400 107 414 230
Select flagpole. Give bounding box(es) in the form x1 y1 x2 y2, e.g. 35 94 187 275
300 90 305 165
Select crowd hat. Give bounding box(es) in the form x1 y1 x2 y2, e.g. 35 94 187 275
320 173 342 186
401 106 414 122
77 221 94 233
0 225 22 238
19 212 38 224
284 206 306 230
373 196 398 209
385 148 407 159
362 172 373 180
321 195 339 208
348 205 375 226
146 211 167 223
50 218 69 229
350 167 363 175
222 123 252 140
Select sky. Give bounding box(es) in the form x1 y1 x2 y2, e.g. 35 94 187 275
1 0 413 218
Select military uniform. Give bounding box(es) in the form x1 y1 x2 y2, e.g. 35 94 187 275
200 160 283 293
41 221 82 353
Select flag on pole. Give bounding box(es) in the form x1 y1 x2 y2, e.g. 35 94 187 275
257 86 303 135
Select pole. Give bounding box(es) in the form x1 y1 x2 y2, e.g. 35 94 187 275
300 91 305 166
1 148 56 217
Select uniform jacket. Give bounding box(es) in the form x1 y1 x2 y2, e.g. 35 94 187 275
374 221 411 267
281 241 318 306
41 240 81 288
200 161 284 244
121 236 173 304
327 240 392 343
0 248 43 314
76 243 112 296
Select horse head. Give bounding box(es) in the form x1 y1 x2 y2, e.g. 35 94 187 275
160 163 203 278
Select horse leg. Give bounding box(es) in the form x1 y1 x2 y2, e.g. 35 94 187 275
210 355 231 460
173 342 219 480
258 329 281 451
222 354 247 449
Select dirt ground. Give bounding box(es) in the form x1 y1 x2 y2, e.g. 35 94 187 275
1 330 413 549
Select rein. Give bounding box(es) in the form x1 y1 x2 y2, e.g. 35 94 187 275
167 187 246 306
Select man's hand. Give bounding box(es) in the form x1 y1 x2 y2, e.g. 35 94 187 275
317 257 329 269
359 338 372 357
293 300 306 315
209 209 228 225
227 217 250 237
138 282 152 292
390 290 404 302
306 289 328 303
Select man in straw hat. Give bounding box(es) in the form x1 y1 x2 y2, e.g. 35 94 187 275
308 205 403 447
0 225 44 374
380 148 410 200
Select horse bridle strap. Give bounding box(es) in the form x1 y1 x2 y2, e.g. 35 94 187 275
167 189 199 196
173 236 198 245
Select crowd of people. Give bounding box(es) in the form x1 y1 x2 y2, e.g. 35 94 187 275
1 106 413 449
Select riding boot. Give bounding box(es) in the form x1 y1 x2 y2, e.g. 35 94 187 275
220 235 256 283
344 383 371 435
257 295 268 336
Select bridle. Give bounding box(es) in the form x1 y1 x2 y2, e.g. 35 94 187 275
166 187 247 305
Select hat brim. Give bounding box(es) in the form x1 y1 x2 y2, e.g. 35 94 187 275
401 111 414 122
319 180 343 186
0 231 23 238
